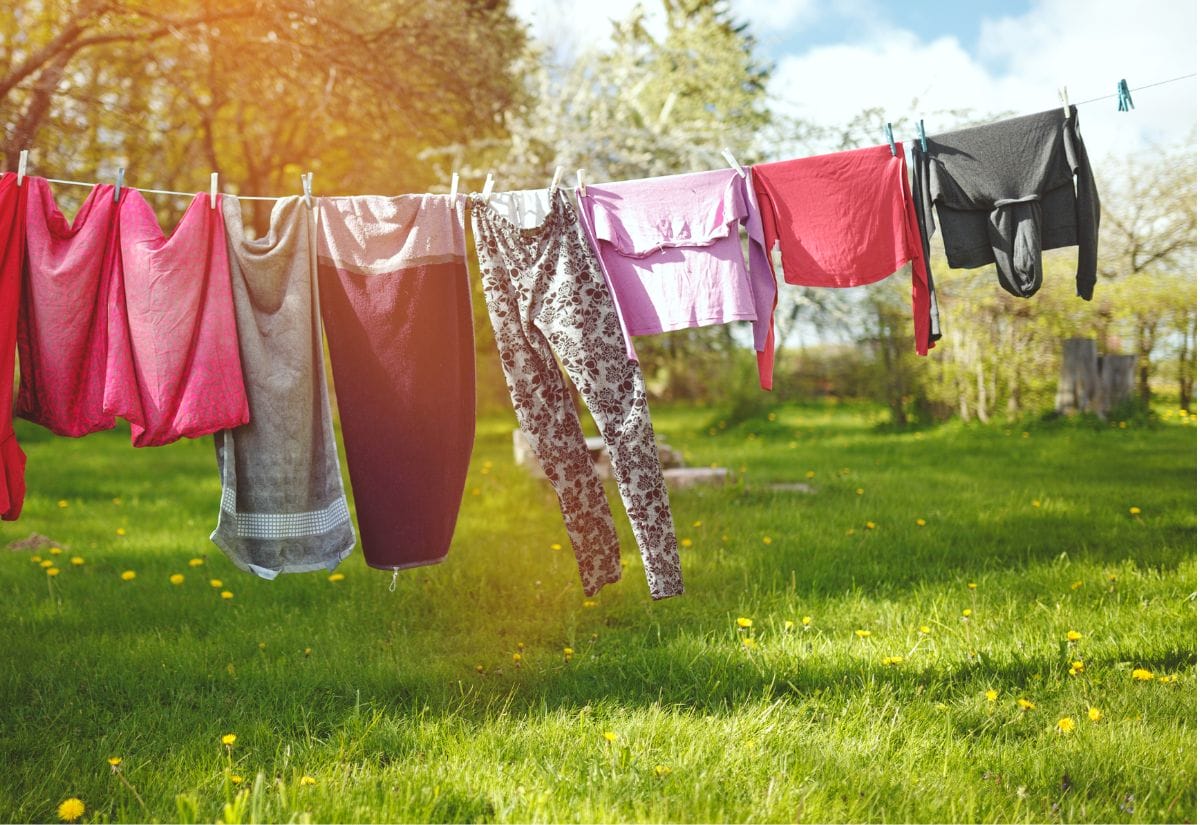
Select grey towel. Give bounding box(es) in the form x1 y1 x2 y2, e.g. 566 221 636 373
210 196 355 579
911 105 1101 301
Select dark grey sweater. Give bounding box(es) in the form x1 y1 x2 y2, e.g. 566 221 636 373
910 105 1101 301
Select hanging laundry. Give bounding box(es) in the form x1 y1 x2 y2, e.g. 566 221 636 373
471 188 683 600
0 173 28 520
910 105 1101 301
17 178 122 436
576 169 777 389
211 196 355 579
104 190 249 446
316 194 475 571
752 144 938 354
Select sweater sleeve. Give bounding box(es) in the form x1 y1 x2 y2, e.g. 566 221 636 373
739 174 777 391
908 143 942 346
1065 106 1101 300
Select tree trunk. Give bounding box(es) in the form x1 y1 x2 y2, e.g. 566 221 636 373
1056 338 1100 415
975 359 989 423
1097 354 1136 415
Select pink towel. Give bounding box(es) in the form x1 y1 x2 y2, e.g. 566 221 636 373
17 178 122 436
1 172 28 520
105 190 248 446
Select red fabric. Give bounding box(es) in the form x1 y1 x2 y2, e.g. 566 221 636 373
0 173 28 520
17 178 122 436
104 191 248 446
751 145 933 355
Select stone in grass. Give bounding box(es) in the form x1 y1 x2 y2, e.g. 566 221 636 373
663 467 731 489
513 428 689 481
765 482 816 494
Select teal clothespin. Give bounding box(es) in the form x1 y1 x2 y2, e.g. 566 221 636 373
113 167 124 203
885 123 896 156
918 119 928 153
1117 78 1135 112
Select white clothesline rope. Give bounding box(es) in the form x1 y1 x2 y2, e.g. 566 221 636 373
22 72 1198 203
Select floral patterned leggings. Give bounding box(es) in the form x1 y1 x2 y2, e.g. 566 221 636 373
470 189 683 600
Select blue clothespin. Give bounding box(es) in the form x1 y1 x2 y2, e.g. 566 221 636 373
1117 78 1135 112
885 123 896 156
918 119 928 153
113 167 124 203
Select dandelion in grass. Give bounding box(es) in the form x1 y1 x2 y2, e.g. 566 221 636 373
108 757 122 769
30 555 42 563
855 488 864 496
120 570 136 581
846 528 856 536
57 798 85 822
49 547 62 556
1158 674 1179 684
169 574 184 586
855 629 871 639
967 582 977 590
1031 500 1041 508
691 520 702 528
1065 630 1082 642
582 600 597 608
741 637 758 650
1106 573 1118 582
516 642 525 651
304 647 312 657
474 664 484 674
327 573 345 583
46 567 60 577
1069 661 1084 676
1017 698 1035 711
986 689 998 702
1056 717 1076 734
1088 706 1103 722
916 518 926 527
115 527 126 536
222 733 237 747
762 535 773 545
257 642 266 650
299 776 317 786
654 765 672 777
1070 580 1083 590
512 652 522 665
736 617 753 629
220 591 234 600
57 499 69 509
188 558 204 567
1128 506 1141 515
603 731 617 743
962 608 972 618
865 521 876 530
919 625 931 635
784 620 795 631
802 616 812 628
70 556 84 566
563 647 574 662
40 559 54 568
680 538 693 549
210 579 223 588
230 775 244 785
550 543 562 551
805 470 816 479
881 655 903 666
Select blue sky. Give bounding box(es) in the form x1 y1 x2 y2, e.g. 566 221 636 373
512 0 1196 162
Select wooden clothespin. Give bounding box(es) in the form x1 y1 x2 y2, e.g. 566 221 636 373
449 171 459 200
885 123 896 156
1059 86 1071 118
301 172 313 208
209 172 218 209
720 147 746 178
550 166 564 190
113 167 125 203
576 168 586 196
481 171 495 202
918 120 928 153
17 150 28 186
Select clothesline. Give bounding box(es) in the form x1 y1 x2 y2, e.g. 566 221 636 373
22 71 1198 203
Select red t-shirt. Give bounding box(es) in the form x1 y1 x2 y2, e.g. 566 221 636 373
751 145 934 355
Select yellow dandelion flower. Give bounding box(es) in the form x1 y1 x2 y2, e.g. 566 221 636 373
1017 698 1035 711
299 776 316 786
1065 630 1082 642
512 652 522 663
57 499 69 509
865 521 876 530
582 599 597 608
1070 580 1083 590
1031 500 1041 508
40 559 54 568
1158 674 1180 684
46 567 60 577
680 538 694 549
563 647 574 657
517 642 525 651
107 757 122 767
1088 706 1102 722
805 470 816 479
327 573 345 583
209 579 223 588
783 620 795 630
603 731 617 742
801 616 812 626
654 764 672 777
70 557 84 566
57 797 85 822
474 664 484 674
691 520 702 527
1056 717 1076 734
967 582 977 590
1106 573 1118 582
986 689 998 702
762 535 773 545
1128 506 1141 515
854 629 871 638
230 774 244 785
881 655 903 666
258 642 266 650
962 608 972 618
30 555 42 563
916 518 926 527
188 558 205 567
221 733 237 746
220 591 233 600
550 543 562 551
855 488 864 495
120 570 136 581
49 547 62 556
169 574 185 585
736 617 753 628
115 527 126 536
741 637 758 649
919 625 931 634
303 647 312 656
1069 661 1084 676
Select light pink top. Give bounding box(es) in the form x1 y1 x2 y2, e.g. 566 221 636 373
576 168 777 389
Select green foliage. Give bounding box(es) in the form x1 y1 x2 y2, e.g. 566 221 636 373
1 404 1194 822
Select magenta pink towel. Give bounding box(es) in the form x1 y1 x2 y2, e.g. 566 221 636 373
105 191 248 446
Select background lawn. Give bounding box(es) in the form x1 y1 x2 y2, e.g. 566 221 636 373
0 403 1195 823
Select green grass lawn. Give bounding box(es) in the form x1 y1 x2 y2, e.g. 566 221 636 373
1 402 1195 823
